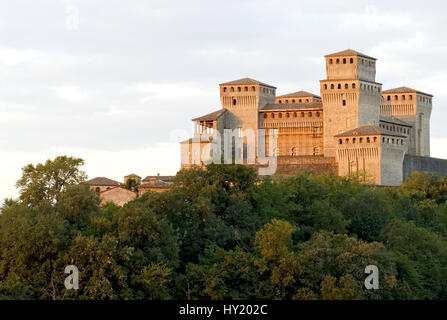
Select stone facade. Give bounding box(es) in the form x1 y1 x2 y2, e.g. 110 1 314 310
180 49 440 186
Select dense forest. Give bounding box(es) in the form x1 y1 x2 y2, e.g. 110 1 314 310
1 156 447 300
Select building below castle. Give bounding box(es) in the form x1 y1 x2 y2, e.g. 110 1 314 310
86 174 173 206
180 49 447 186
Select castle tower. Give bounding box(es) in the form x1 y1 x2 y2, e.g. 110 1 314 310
380 87 432 156
320 49 382 157
219 78 276 158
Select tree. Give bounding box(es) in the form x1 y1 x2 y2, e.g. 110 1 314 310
16 156 87 206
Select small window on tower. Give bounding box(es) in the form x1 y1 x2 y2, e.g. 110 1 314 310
352 83 356 89
342 100 346 106
345 83 348 89
329 59 333 64
343 58 346 64
338 84 341 89
387 96 391 101
232 98 237 106
350 58 354 63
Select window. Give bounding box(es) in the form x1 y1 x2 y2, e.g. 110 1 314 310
352 138 356 143
395 95 398 100
350 58 354 63
230 87 234 92
306 99 309 102
409 95 413 100
339 139 342 144
285 100 289 103
331 84 334 89
271 113 275 118
345 83 348 89
336 58 340 64
244 86 248 92
251 86 256 91
329 59 333 64
279 113 282 118
286 113 290 118
292 99 295 103
223 87 227 92
308 112 312 117
324 84 328 90
359 137 363 143
301 112 305 117
232 98 237 106
95 187 100 195
343 58 346 64
291 147 297 156
316 111 320 117
294 112 297 117
342 99 346 106
352 83 356 89
366 137 370 143
313 147 319 155
346 138 349 144
374 137 377 142
264 113 267 118
402 95 406 100
338 84 341 89
238 87 241 92
387 95 391 101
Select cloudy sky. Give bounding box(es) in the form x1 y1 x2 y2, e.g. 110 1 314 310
1 0 447 199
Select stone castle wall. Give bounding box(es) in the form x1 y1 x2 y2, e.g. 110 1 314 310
275 155 338 175
403 154 447 181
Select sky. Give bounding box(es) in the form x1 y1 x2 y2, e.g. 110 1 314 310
1 0 447 200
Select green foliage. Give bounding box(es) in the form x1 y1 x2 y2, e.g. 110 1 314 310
2 159 447 300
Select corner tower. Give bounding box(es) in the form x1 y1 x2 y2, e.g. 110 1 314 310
320 49 382 157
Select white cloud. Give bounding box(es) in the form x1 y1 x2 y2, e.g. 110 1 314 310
50 85 87 102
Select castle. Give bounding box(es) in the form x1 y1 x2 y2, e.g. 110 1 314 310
180 49 447 186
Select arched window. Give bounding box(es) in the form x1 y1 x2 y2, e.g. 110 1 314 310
238 87 241 92
394 95 398 100
308 112 312 117
223 87 227 92
336 58 340 64
324 84 328 90
294 112 297 117
330 84 334 89
345 138 349 144
279 100 282 104
279 113 282 118
285 100 289 103
271 113 275 118
342 99 346 106
374 137 377 142
343 58 346 64
339 139 342 144
329 59 333 64
286 112 290 118
264 113 267 118
232 98 237 106
345 83 348 89
352 138 356 143
350 58 353 63
352 83 356 89
402 95 406 100
299 99 302 102
251 86 256 91
316 111 320 117
292 99 295 103
301 112 305 117
306 99 309 102
338 84 341 89
382 137 385 143
387 95 391 101
244 86 248 91
409 95 413 100
359 137 363 143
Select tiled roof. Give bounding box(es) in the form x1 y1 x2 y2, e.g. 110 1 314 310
219 77 276 89
139 180 171 189
335 125 405 138
260 101 323 111
192 109 227 121
379 115 412 127
276 91 321 99
179 136 213 144
382 86 433 97
142 175 175 182
325 49 376 60
87 177 121 186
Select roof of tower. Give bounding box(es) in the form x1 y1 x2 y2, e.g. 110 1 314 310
219 77 277 89
276 91 321 99
260 101 323 111
379 115 412 127
325 49 377 60
335 125 405 138
87 177 121 186
382 86 433 97
192 109 227 121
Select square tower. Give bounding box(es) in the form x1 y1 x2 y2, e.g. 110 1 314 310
321 49 382 157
